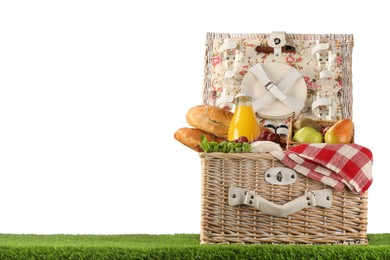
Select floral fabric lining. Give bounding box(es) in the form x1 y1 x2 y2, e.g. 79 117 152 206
207 38 347 125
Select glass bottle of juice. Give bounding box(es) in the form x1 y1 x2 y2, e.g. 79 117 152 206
228 93 260 142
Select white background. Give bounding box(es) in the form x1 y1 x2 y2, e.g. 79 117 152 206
0 0 388 234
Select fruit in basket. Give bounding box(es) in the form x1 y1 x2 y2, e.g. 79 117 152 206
324 118 354 144
293 126 323 143
267 132 281 143
259 129 272 140
322 125 331 135
235 136 249 143
253 129 281 144
293 118 321 132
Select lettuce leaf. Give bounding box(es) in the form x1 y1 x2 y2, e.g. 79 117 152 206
199 135 252 153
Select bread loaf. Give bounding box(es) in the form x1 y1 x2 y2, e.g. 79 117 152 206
186 105 233 138
174 127 226 152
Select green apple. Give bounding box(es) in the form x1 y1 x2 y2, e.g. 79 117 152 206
293 126 323 143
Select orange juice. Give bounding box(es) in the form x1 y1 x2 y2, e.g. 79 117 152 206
228 95 260 142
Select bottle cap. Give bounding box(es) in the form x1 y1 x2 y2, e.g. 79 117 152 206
235 92 252 99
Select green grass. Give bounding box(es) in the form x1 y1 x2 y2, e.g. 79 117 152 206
0 234 389 259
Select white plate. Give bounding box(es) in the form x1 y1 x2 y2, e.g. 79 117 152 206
241 62 307 118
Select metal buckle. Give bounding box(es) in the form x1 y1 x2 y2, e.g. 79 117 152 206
265 82 275 91
264 81 287 101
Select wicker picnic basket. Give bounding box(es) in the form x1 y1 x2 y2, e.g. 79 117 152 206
199 32 368 244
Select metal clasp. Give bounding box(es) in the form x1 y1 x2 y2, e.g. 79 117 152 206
276 171 283 182
265 82 276 91
265 167 297 185
264 82 287 101
268 31 287 57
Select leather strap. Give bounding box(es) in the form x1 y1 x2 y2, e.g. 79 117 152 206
312 97 335 109
228 185 332 218
249 64 304 114
267 31 287 57
250 64 287 101
311 42 331 56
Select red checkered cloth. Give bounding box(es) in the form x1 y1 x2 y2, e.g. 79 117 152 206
270 143 373 194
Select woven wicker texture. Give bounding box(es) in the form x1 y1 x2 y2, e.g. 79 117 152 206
200 152 368 244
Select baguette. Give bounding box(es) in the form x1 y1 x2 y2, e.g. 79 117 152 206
174 127 226 152
186 105 233 138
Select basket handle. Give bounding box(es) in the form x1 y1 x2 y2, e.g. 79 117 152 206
228 185 332 218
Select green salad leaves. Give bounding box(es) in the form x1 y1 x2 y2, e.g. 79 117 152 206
199 135 252 153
